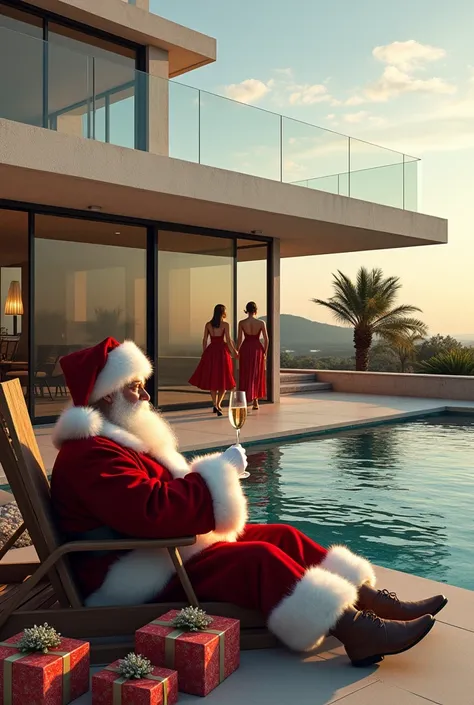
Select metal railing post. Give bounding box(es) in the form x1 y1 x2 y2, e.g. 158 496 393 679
279 114 283 182
198 89 201 164
348 137 351 198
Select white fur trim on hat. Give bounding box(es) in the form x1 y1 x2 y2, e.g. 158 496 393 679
89 340 152 404
190 453 248 536
321 545 376 588
268 567 357 652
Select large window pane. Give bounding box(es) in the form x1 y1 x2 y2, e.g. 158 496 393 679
237 240 269 401
0 209 29 432
158 231 234 408
34 215 146 420
48 25 137 143
0 26 43 127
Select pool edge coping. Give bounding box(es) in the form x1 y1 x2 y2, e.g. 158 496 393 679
181 404 472 457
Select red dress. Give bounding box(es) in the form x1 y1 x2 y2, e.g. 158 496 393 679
189 334 236 391
239 332 266 401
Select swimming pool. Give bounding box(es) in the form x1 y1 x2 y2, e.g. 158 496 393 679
244 414 474 591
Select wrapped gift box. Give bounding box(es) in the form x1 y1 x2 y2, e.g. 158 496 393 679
92 661 178 705
136 610 240 697
0 633 90 705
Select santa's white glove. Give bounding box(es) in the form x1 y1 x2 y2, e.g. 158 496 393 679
222 444 248 475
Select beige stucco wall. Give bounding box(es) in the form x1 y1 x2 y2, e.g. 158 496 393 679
271 240 281 403
147 46 169 156
311 370 474 401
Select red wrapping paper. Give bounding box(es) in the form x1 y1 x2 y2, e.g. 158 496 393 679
0 633 90 705
135 611 240 697
92 661 178 705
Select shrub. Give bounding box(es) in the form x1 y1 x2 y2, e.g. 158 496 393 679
417 349 474 376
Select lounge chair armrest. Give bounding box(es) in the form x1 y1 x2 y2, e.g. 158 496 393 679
57 535 197 557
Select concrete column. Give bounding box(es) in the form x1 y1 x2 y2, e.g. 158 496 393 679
146 46 169 156
271 238 281 404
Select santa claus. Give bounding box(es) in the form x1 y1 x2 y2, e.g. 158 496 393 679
51 337 447 667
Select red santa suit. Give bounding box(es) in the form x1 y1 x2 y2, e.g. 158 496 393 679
51 338 376 652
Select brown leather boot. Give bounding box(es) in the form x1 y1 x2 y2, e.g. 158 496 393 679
330 607 435 667
357 584 447 621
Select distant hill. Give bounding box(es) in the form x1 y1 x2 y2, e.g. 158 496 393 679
454 334 474 343
263 314 353 356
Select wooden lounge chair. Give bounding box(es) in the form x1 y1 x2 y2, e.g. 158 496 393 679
0 379 276 663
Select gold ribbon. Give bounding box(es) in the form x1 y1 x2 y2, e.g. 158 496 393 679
104 666 169 705
0 642 71 705
151 620 226 683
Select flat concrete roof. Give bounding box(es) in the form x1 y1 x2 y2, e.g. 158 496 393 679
28 0 217 76
0 119 448 258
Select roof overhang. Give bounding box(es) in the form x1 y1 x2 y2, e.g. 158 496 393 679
27 0 217 76
0 119 448 257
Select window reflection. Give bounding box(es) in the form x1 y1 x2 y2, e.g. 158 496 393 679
158 231 234 408
0 209 29 414
237 240 269 400
34 215 146 420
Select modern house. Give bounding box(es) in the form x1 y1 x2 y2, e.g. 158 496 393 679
0 0 447 424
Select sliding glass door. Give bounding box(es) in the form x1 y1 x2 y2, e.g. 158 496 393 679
157 230 234 408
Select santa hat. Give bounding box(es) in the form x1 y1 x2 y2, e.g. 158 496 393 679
60 337 153 407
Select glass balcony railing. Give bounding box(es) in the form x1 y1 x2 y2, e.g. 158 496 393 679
0 25 419 211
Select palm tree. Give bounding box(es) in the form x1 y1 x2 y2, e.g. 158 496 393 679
312 267 427 371
392 331 426 373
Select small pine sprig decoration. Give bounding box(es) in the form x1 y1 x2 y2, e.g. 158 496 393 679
17 623 61 654
172 607 213 632
117 653 153 680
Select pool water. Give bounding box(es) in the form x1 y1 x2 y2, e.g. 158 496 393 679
244 414 474 591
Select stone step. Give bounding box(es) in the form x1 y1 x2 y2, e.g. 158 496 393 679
280 382 332 395
280 372 317 384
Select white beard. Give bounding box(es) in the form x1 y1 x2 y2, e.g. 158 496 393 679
108 394 180 463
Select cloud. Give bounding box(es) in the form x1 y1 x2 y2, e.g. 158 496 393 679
341 111 388 128
289 83 331 105
347 39 455 105
335 68 474 155
345 95 365 106
372 40 446 72
224 79 270 104
364 65 456 102
223 68 339 109
343 110 369 123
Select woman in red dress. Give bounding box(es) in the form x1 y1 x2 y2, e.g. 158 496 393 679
237 301 269 410
189 304 237 416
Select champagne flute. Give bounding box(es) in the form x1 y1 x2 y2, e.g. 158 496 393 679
228 391 250 479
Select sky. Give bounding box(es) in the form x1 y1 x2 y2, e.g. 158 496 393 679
151 0 474 336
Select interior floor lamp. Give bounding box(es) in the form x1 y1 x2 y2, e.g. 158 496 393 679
4 281 24 335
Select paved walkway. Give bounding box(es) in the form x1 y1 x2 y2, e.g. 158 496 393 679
70 563 473 705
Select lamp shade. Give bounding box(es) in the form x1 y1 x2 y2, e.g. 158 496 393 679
4 281 24 316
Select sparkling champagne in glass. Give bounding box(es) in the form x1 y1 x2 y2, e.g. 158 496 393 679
229 391 249 478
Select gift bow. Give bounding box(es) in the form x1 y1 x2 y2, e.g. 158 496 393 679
105 666 169 705
151 619 226 683
0 641 71 705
